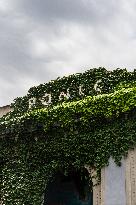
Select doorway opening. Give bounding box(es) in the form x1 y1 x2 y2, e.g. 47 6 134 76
44 168 93 205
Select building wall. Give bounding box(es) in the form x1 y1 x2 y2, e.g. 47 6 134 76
100 148 136 205
0 105 11 118
0 105 136 205
126 148 136 205
102 158 126 205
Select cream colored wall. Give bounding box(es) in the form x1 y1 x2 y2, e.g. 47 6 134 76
85 166 101 205
0 105 11 117
126 147 136 205
93 182 101 205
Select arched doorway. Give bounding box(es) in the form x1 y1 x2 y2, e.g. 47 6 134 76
44 168 93 205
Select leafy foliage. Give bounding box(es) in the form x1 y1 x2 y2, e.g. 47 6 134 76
1 68 136 204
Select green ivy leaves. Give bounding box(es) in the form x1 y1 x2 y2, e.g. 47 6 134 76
1 68 136 204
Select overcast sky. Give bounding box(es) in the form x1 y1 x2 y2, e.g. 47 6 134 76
0 0 136 106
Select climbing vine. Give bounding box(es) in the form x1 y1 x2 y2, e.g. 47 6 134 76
1 67 136 204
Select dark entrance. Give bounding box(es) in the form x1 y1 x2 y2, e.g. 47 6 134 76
44 168 93 205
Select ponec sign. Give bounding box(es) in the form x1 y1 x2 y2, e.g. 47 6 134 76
29 80 101 109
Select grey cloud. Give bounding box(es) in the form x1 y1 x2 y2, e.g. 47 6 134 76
16 0 119 25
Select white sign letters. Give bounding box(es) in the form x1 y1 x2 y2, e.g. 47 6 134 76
40 93 52 106
79 85 84 95
59 89 70 101
29 97 36 109
29 81 102 109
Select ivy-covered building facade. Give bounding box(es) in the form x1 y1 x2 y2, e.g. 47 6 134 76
1 67 136 205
